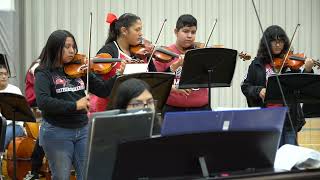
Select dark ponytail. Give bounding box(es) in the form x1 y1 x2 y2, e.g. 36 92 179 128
105 13 141 44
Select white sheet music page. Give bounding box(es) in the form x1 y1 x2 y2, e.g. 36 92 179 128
123 63 148 74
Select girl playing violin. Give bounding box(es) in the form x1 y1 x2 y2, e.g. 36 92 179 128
34 30 123 180
153 14 209 114
90 12 156 112
241 25 314 147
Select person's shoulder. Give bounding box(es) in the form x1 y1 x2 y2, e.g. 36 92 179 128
97 42 117 57
7 84 22 95
250 57 264 66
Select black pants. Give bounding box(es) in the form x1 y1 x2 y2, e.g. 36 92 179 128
31 138 45 174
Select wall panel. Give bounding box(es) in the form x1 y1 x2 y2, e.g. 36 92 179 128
21 0 320 108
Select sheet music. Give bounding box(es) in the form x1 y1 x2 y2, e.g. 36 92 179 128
213 107 261 111
274 144 320 170
123 63 148 74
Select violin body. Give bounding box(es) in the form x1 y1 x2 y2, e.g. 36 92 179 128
64 54 87 78
130 38 177 63
273 51 305 71
91 53 113 74
64 53 114 78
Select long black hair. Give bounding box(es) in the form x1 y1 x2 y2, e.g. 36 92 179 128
176 14 197 31
39 30 78 70
257 25 290 64
105 13 141 44
113 78 151 109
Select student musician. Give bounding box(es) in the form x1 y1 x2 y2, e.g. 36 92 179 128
34 29 124 180
90 12 156 113
241 25 314 147
153 14 209 114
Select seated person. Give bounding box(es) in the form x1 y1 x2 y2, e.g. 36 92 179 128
112 78 160 134
0 64 26 177
0 64 26 148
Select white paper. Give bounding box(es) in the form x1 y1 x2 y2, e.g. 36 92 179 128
274 144 320 170
213 107 261 111
123 63 148 74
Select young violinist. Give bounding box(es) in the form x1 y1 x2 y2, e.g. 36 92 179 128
241 25 314 147
153 14 209 114
90 12 156 112
34 29 123 180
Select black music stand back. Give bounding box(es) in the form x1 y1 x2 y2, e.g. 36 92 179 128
0 93 35 180
107 72 175 113
112 131 280 179
178 48 237 109
265 73 320 104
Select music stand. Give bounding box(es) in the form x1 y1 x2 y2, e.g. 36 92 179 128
85 108 155 180
265 73 320 104
112 131 280 179
107 72 175 113
0 93 35 180
178 48 238 109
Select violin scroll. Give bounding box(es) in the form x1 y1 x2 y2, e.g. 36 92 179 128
239 51 252 61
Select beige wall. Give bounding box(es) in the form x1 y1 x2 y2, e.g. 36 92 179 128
22 0 320 108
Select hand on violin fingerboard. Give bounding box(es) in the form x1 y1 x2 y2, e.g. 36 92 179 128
304 57 314 72
170 56 184 72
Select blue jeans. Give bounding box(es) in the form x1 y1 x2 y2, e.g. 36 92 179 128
5 123 26 148
39 120 89 180
279 129 297 147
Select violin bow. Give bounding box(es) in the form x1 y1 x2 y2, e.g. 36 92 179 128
278 24 301 73
251 0 297 143
86 12 93 95
147 19 167 68
204 18 218 48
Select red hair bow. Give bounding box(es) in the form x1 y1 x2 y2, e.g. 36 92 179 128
106 13 118 24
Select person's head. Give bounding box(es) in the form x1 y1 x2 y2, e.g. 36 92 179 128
257 25 289 64
106 13 142 46
113 78 155 110
0 64 9 90
39 30 78 70
174 14 197 49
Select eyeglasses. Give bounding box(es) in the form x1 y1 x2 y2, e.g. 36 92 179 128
271 40 285 46
127 99 157 109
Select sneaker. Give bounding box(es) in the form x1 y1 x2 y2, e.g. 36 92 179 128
23 171 39 180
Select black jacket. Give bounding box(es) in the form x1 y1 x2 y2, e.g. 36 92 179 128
241 57 307 131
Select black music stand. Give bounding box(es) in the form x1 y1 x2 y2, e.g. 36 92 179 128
265 73 320 104
107 72 175 113
112 131 280 179
178 48 238 110
0 93 35 180
85 108 155 180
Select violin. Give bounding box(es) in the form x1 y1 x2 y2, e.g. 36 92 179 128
273 51 320 71
130 38 179 63
63 53 116 78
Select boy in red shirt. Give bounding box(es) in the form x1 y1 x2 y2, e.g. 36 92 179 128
154 14 209 114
